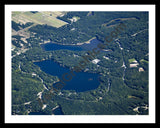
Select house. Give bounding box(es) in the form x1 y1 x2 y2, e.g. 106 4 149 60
92 59 100 64
129 59 139 68
130 63 139 68
139 67 144 72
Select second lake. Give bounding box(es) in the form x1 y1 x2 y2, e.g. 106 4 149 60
34 60 100 92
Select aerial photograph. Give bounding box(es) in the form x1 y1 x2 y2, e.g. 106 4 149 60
11 11 149 115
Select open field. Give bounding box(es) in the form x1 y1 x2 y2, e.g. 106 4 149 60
12 11 68 28
127 95 139 99
128 58 136 63
140 59 149 63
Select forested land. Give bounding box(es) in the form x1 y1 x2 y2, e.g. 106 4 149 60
12 11 148 115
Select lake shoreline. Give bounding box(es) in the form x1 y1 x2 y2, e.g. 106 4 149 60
40 37 97 46
40 38 103 52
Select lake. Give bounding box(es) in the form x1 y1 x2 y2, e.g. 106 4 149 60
34 60 100 92
41 38 102 51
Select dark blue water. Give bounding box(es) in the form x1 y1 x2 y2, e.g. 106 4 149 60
41 39 102 51
41 43 83 51
34 60 100 92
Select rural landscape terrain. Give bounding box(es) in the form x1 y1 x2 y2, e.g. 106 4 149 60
12 11 149 115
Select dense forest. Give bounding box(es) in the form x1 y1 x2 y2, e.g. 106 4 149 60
12 11 148 115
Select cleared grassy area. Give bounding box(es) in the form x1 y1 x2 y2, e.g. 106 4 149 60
127 95 139 99
140 59 148 63
128 58 136 63
12 11 68 28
